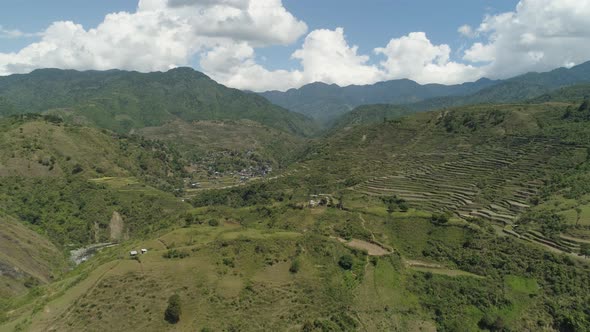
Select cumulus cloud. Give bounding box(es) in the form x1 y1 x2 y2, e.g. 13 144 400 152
2 0 590 90
200 28 381 91
463 0 590 78
291 28 382 86
375 32 482 85
202 29 483 91
0 0 307 76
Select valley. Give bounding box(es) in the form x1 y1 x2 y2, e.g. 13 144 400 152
0 67 590 331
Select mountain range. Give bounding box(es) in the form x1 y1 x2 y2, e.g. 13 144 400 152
0 67 317 137
260 61 590 126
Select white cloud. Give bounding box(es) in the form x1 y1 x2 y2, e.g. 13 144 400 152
200 42 301 91
463 0 590 79
200 27 383 91
202 29 484 91
2 0 590 90
458 24 475 38
375 32 482 85
0 0 307 76
291 28 382 86
0 25 39 39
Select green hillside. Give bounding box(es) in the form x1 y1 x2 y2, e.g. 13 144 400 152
529 84 590 104
3 101 590 331
330 104 412 130
0 213 67 299
0 115 192 245
0 68 318 137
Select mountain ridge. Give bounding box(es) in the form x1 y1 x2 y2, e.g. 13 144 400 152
260 60 590 126
0 67 319 137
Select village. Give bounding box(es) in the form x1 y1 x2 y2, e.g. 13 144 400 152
182 149 274 191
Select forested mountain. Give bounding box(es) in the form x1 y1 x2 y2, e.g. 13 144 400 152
262 61 590 126
405 62 590 112
260 77 498 125
0 68 318 137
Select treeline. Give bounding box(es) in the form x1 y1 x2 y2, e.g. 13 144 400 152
191 183 288 208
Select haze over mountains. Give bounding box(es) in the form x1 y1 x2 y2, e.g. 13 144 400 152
260 61 590 126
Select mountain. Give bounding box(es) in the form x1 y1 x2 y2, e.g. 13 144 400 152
406 61 590 112
260 78 498 125
0 68 318 137
261 61 590 126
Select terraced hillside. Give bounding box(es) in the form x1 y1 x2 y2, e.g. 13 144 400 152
353 138 581 224
293 102 590 258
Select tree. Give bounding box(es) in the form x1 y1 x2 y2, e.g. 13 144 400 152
398 201 409 212
289 259 300 273
431 212 449 225
164 294 181 324
71 163 84 174
581 243 590 258
338 254 354 270
577 99 589 113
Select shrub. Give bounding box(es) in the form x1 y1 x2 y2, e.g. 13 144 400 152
398 201 409 212
431 212 449 224
222 257 235 267
338 254 354 270
162 249 189 259
164 294 181 324
208 219 219 227
71 164 84 174
478 314 505 331
289 259 300 273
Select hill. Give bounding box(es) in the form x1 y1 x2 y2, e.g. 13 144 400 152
0 115 191 246
260 78 497 125
3 101 590 331
0 213 67 300
330 104 411 130
529 84 590 104
0 68 318 137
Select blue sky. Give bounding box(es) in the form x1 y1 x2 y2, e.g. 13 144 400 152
259 0 518 70
0 0 588 91
0 0 517 69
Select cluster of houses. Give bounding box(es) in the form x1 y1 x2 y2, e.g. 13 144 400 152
129 248 148 256
309 194 332 208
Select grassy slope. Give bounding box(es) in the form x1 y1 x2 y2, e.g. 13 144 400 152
329 104 412 131
0 214 67 299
